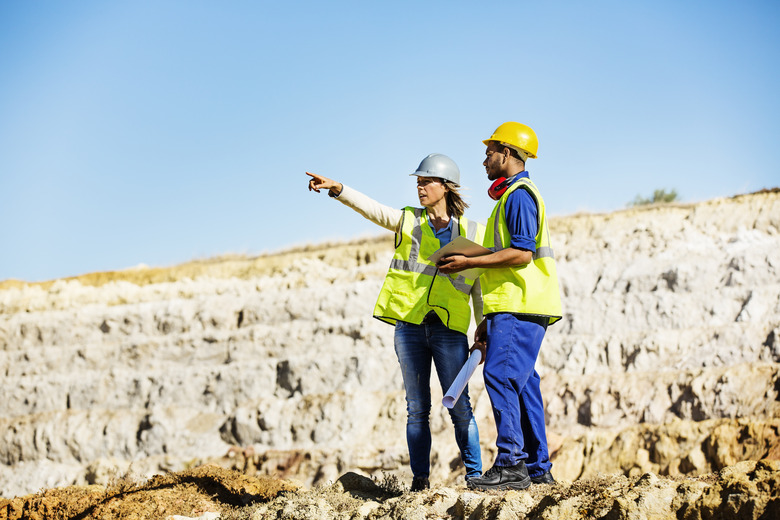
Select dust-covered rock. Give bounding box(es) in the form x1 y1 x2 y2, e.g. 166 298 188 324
1 191 779 505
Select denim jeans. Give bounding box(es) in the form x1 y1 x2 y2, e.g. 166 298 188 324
394 314 482 479
483 313 552 478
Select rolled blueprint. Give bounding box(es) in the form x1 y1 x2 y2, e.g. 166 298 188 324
442 349 483 409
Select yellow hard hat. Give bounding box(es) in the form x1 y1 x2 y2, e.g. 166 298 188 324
482 122 538 159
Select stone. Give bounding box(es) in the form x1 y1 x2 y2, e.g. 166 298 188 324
1 192 779 498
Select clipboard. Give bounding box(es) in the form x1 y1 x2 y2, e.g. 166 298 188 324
428 236 492 279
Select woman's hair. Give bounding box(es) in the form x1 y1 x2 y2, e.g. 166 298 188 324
444 181 469 218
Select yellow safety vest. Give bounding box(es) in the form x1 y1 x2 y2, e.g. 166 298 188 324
373 207 485 335
481 178 562 325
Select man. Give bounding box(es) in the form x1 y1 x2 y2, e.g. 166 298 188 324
437 122 562 490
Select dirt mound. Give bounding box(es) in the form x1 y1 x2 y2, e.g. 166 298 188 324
3 461 777 520
251 461 780 520
0 465 298 520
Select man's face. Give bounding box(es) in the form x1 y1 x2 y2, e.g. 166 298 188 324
483 142 507 181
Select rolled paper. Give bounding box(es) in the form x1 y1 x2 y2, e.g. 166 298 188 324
442 349 483 408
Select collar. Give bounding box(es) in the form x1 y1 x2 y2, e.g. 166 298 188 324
506 171 530 186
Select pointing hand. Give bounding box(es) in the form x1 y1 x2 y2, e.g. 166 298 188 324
306 172 342 196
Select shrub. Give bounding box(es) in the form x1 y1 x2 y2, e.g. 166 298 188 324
629 189 679 207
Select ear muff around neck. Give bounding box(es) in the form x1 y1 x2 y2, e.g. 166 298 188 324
488 178 510 200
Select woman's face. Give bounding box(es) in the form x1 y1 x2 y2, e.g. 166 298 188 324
416 176 447 208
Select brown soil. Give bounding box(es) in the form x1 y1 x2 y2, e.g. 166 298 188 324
0 465 298 520
3 461 779 520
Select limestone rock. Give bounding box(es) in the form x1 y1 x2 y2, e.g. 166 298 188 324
1 192 779 498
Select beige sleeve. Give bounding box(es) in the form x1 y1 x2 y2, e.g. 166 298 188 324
470 278 484 325
334 184 404 232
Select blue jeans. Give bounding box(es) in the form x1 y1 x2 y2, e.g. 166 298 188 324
483 313 552 478
394 315 482 479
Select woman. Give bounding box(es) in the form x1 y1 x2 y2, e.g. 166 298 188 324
306 153 484 491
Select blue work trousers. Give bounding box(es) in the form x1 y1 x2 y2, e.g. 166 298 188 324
394 315 482 479
483 313 551 478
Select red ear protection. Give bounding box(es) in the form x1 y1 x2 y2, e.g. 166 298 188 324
488 178 509 200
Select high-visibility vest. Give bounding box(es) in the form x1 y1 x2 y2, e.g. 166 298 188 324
373 207 485 335
481 178 562 325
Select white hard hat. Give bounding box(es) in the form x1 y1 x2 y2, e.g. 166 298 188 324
410 153 460 185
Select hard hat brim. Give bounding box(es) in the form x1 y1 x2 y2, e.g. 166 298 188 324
410 172 460 185
482 139 537 159
410 171 454 180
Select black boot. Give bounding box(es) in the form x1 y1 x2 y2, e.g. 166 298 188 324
410 477 429 492
531 470 556 485
467 461 531 491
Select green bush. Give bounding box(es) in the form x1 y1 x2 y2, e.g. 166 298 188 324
629 189 679 207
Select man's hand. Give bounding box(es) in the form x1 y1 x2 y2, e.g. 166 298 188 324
306 172 342 196
437 254 471 274
469 318 487 365
469 340 486 365
474 318 487 344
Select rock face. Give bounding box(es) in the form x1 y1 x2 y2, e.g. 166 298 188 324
1 191 779 499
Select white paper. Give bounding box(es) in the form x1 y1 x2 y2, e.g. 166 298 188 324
428 236 492 279
442 349 482 409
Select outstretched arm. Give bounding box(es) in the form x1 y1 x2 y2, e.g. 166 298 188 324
305 171 402 232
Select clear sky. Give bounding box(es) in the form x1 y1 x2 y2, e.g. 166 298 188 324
1 1 778 282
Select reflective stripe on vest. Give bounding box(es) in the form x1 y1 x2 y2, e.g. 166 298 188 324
489 185 555 260
482 178 562 324
388 208 474 295
372 207 485 334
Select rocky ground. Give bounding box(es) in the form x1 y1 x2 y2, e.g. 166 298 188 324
1 458 778 519
1 189 778 519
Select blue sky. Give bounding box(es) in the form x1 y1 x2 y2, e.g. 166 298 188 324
1 1 778 282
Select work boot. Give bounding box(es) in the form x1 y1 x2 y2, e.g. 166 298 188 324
467 461 531 491
531 470 556 485
410 477 429 492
